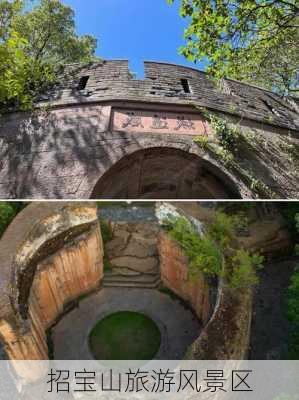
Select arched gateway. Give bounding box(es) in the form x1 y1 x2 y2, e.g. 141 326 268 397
91 147 240 199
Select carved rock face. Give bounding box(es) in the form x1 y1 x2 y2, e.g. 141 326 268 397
105 221 160 276
109 256 159 274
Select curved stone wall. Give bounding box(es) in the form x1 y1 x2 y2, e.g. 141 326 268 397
158 231 211 324
0 60 298 199
186 285 252 360
0 203 104 361
157 206 292 360
158 231 253 360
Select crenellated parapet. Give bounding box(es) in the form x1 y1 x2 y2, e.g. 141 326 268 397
36 60 299 133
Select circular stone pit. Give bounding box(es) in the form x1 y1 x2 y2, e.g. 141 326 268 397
52 288 201 360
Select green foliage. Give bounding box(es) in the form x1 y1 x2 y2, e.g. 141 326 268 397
168 0 299 95
104 257 112 272
194 112 241 153
280 142 299 165
0 202 16 237
189 235 224 278
0 0 98 112
166 212 263 288
211 143 235 166
100 220 113 244
167 216 223 279
192 111 280 199
278 203 299 239
99 219 113 273
0 201 25 237
193 135 209 150
14 0 98 64
287 266 299 358
249 177 273 197
207 211 235 249
209 115 241 151
287 266 299 325
228 249 264 289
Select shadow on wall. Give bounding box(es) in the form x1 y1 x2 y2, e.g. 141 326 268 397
0 107 241 199
0 101 297 199
90 147 241 199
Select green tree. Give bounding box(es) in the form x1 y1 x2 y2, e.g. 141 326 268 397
0 0 98 111
0 201 25 237
168 0 299 95
14 0 98 64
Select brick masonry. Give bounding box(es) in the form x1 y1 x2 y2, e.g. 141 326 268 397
0 60 298 199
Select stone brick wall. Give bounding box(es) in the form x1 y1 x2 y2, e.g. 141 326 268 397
0 61 298 199
0 203 104 367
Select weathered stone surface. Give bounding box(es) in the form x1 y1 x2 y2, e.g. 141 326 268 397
186 285 253 360
158 230 252 359
131 233 157 246
110 256 159 274
109 268 141 277
174 202 293 258
0 61 297 199
121 240 157 258
158 232 211 324
105 222 160 277
103 221 161 288
0 203 104 367
106 229 157 259
105 237 127 257
134 223 160 236
239 219 293 258
113 229 130 242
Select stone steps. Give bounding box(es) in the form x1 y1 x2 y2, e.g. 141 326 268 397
102 273 161 288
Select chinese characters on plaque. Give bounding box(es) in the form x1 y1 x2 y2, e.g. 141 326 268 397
113 109 210 136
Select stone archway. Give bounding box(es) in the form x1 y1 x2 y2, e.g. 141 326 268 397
91 148 240 199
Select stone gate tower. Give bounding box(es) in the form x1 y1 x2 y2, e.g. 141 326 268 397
0 60 298 199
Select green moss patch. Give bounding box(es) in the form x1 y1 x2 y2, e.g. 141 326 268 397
89 311 161 360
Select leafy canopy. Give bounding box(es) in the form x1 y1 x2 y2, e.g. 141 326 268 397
0 0 98 111
167 0 299 95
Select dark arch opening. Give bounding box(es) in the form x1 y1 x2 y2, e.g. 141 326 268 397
91 148 241 199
